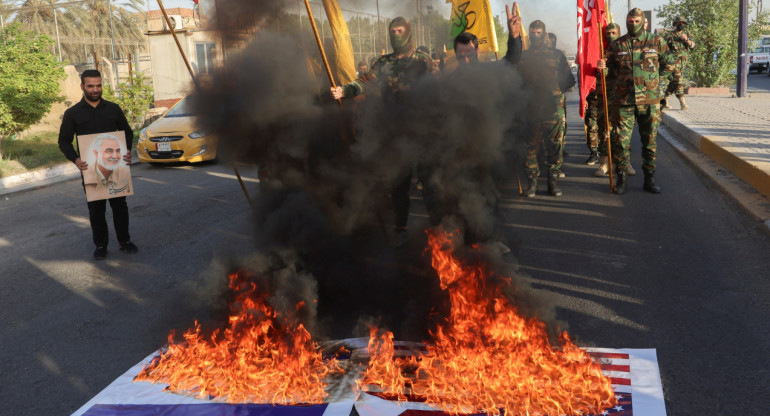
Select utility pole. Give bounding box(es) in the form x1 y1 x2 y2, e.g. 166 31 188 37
737 0 748 97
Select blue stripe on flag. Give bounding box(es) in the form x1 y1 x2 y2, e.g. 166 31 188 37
82 403 330 416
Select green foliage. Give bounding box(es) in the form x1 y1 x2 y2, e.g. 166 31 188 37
0 131 67 177
656 0 770 87
103 73 154 130
0 24 65 157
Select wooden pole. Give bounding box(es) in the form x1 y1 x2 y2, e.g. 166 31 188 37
597 19 614 191
156 0 253 209
302 0 343 108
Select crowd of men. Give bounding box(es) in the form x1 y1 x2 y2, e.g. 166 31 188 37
330 3 694 243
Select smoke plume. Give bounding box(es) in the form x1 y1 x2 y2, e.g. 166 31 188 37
185 6 564 342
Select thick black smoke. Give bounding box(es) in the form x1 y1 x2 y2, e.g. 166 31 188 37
186 24 564 340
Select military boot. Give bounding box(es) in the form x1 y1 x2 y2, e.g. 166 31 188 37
594 156 609 177
662 96 672 109
613 170 627 194
524 173 537 197
625 164 636 176
585 150 600 165
677 95 688 111
548 172 563 197
643 169 662 193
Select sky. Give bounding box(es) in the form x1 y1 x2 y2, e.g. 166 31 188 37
151 0 673 55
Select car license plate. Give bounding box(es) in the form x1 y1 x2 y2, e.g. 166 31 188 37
157 142 172 152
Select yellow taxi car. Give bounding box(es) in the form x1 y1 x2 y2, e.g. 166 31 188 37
136 96 218 164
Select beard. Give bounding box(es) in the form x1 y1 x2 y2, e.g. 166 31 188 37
99 157 120 171
85 90 102 102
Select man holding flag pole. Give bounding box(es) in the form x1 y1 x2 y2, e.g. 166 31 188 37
598 8 675 194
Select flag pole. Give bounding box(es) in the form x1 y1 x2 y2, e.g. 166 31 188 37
157 0 253 209
597 18 614 191
303 0 344 108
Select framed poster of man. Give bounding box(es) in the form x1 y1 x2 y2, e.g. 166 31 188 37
77 131 134 202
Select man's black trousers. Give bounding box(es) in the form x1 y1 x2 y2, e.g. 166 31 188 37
87 197 130 248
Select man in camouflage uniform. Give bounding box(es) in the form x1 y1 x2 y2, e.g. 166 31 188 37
331 17 433 242
661 16 695 110
599 8 675 194
518 20 575 197
584 23 629 177
548 32 570 163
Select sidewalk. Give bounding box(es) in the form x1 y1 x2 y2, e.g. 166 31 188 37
659 93 770 230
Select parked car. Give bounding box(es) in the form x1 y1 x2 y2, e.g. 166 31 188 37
136 96 218 164
748 45 770 73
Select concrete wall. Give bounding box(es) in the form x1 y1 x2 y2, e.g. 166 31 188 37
24 65 83 136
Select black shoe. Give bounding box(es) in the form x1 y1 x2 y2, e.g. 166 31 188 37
524 174 537 197
119 241 139 254
585 151 600 165
547 172 562 197
93 246 107 260
643 170 662 194
613 171 627 194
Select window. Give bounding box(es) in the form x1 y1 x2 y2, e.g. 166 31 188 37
195 42 216 75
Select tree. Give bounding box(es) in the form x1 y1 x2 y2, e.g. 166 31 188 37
103 72 154 130
656 0 770 87
9 0 146 63
0 24 64 158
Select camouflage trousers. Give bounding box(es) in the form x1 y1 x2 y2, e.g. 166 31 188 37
526 101 566 175
585 91 615 157
612 104 661 171
664 61 686 97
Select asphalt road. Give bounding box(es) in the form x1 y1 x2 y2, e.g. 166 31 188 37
0 162 261 415
1 94 769 415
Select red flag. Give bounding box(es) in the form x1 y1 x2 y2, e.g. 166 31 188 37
577 0 607 118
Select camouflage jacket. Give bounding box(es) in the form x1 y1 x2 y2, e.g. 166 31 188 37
341 48 434 102
591 45 617 107
661 29 695 63
606 32 675 106
518 46 576 119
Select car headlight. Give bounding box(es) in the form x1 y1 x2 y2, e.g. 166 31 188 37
189 129 209 139
139 128 147 142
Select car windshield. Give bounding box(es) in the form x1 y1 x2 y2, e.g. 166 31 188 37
165 97 193 118
753 47 765 53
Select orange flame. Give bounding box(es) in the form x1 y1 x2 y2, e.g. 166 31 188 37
359 230 617 415
134 270 341 404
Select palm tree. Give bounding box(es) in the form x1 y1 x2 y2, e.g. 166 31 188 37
8 0 146 63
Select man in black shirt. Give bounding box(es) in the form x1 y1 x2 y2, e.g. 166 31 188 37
58 69 138 260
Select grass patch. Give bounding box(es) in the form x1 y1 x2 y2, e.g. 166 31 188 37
0 131 68 178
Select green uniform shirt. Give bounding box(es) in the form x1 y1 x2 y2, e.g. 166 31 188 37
606 32 675 106
518 46 575 121
341 49 434 103
661 29 695 63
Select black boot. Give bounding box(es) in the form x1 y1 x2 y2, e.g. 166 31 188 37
613 170 627 194
548 172 562 197
585 150 600 165
643 169 662 193
524 173 537 197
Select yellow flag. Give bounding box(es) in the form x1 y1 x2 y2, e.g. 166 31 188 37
448 0 498 55
514 3 529 50
322 0 356 85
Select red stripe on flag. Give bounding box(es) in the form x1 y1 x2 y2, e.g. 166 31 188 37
610 377 631 386
588 352 630 360
601 364 631 372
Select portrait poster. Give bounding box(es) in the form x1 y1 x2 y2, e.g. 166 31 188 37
77 131 134 202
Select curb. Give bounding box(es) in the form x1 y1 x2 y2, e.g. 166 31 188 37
662 113 770 199
658 119 770 236
0 162 81 197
